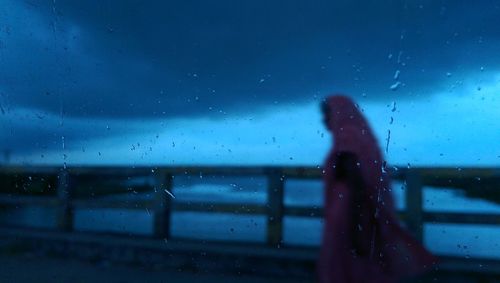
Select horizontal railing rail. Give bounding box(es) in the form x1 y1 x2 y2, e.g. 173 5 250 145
0 165 499 247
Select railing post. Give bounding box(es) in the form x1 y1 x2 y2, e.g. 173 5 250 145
405 170 423 242
153 172 172 239
266 170 285 247
56 169 73 232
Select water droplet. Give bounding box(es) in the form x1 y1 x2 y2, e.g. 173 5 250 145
391 102 397 112
390 81 401 91
393 70 400 80
397 51 403 64
164 189 175 198
385 130 391 153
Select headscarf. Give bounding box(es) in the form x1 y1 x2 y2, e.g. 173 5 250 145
318 95 436 283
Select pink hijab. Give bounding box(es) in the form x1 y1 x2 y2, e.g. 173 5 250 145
318 95 436 283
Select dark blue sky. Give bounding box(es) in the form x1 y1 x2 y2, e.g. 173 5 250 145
0 0 499 165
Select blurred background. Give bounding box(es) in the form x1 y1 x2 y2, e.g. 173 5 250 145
0 1 499 282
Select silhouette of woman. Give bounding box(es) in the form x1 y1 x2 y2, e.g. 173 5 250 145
317 95 436 283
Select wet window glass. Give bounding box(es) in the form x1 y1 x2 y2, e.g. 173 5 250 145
0 1 499 282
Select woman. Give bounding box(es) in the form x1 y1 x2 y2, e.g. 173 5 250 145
317 95 436 283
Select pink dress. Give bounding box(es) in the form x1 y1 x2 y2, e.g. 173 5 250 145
317 95 436 283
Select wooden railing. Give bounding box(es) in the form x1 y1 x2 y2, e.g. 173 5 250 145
0 166 499 247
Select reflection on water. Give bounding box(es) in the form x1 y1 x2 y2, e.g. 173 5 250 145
425 224 500 259
173 175 268 204
283 216 323 246
0 206 57 229
171 212 267 242
1 177 499 259
74 208 153 236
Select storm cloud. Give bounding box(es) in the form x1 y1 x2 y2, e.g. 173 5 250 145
1 0 499 118
1 0 499 161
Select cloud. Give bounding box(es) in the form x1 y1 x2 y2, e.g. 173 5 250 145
10 70 500 167
363 70 500 166
1 0 499 119
0 106 161 155
1 0 499 165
